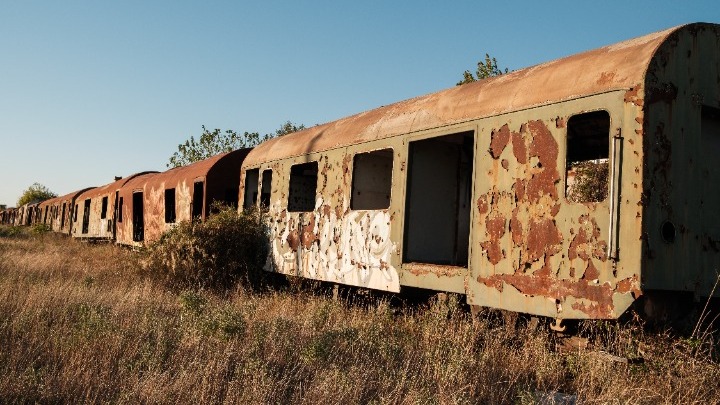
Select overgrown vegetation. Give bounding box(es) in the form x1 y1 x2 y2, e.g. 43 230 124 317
168 121 305 168
142 204 269 290
457 53 508 85
1 226 719 403
567 160 610 203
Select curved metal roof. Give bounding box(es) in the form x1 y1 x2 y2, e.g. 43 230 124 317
243 23 697 167
141 149 249 191
75 171 158 201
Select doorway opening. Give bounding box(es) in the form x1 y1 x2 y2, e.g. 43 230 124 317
132 192 144 242
403 131 474 266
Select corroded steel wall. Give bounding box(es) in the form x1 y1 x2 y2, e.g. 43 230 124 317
640 25 720 297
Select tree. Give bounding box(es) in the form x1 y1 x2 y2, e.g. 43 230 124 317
17 183 57 206
168 121 305 168
457 53 508 85
273 121 305 137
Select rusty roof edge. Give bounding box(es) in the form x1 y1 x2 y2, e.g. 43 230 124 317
243 23 699 168
242 88 634 167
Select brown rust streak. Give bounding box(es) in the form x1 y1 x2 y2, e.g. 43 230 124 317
624 84 644 106
477 272 638 318
405 262 464 278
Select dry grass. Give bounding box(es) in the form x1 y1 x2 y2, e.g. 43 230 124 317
1 227 719 404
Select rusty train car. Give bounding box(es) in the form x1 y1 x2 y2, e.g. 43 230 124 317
114 149 249 247
238 23 720 321
2 23 718 322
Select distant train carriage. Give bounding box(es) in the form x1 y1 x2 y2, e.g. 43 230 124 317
239 23 720 320
42 188 96 234
72 173 157 241
115 149 250 246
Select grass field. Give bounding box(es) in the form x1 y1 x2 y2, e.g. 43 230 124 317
1 226 719 403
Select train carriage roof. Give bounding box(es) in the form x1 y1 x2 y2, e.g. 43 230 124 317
75 172 158 201
142 148 250 191
244 23 708 167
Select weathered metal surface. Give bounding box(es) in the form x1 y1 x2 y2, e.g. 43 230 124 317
639 24 720 297
123 149 250 245
242 146 402 292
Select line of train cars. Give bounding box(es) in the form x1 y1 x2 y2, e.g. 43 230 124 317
2 23 719 323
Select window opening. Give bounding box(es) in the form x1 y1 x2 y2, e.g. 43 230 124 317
165 188 176 223
701 105 720 229
100 196 108 219
351 149 393 210
288 162 318 212
81 199 91 234
223 187 239 208
243 169 259 209
403 131 474 266
61 203 66 228
192 181 204 220
260 170 273 208
73 204 78 222
565 110 610 202
118 197 123 222
132 192 144 242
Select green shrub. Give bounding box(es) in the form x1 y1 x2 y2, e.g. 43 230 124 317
31 223 51 235
0 225 25 238
143 204 269 290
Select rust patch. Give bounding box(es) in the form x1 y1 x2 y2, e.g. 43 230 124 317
489 124 511 159
477 197 489 215
482 216 507 265
526 218 563 263
477 272 618 318
405 262 464 278
511 130 527 164
555 117 565 128
526 120 560 202
616 275 642 298
287 230 300 252
624 85 644 106
501 159 509 170
301 215 317 249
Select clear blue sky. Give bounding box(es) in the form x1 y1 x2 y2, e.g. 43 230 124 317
1 1 718 206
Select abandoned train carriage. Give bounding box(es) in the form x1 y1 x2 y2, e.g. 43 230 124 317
39 188 97 234
239 23 720 320
72 173 156 241
115 149 250 246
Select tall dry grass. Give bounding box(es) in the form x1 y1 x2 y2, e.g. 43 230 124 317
1 226 719 403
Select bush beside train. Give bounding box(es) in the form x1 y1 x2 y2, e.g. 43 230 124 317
2 23 719 322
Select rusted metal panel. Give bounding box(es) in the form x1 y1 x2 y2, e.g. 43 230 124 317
243 144 403 292
469 92 642 319
640 24 720 298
